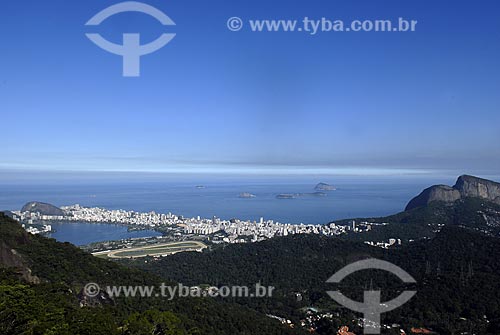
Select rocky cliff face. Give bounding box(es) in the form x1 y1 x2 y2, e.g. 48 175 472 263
405 175 500 211
0 214 40 283
454 175 500 202
405 185 461 211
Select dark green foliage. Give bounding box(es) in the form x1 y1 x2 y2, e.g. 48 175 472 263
3 197 500 334
0 213 301 335
339 197 500 242
132 210 500 334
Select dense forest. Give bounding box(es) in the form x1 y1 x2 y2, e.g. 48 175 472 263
338 197 500 242
2 198 500 334
127 200 500 334
0 213 302 335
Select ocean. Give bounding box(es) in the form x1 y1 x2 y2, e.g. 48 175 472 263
0 175 456 224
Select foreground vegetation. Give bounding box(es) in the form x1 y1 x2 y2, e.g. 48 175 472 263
2 198 500 334
129 199 500 334
0 213 301 335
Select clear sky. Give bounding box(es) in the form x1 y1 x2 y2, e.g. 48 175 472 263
1 0 500 177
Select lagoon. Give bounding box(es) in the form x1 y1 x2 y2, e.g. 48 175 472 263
47 222 162 246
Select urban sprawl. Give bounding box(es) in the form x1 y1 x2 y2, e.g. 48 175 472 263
12 204 401 248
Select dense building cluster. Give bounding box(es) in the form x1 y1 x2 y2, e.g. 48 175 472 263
12 205 399 247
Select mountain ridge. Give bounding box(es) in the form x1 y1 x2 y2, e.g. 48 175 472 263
406 175 500 211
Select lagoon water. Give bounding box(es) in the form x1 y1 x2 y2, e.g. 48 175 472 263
48 222 162 246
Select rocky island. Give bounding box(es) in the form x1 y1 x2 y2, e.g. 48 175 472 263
276 192 327 199
276 193 298 199
314 182 336 191
238 192 256 198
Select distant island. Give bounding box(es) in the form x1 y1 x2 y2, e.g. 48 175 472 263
304 191 327 197
276 192 327 199
314 182 336 191
238 192 256 198
276 193 298 199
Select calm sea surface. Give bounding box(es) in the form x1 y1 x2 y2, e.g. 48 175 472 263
0 175 458 245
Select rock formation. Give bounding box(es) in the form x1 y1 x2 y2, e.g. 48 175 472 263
405 175 500 211
21 202 64 216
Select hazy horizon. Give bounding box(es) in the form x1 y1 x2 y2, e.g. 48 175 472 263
2 0 500 177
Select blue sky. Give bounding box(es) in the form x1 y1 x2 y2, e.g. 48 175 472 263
1 0 500 177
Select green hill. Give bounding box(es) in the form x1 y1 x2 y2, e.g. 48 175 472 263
0 213 301 335
130 203 500 334
4 176 500 334
336 197 500 243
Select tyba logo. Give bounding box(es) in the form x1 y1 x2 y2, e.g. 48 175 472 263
85 1 176 77
326 259 417 334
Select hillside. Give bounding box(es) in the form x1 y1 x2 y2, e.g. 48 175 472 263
0 213 301 335
125 189 500 335
4 175 500 334
20 201 64 216
406 175 500 210
131 225 500 334
334 197 500 243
